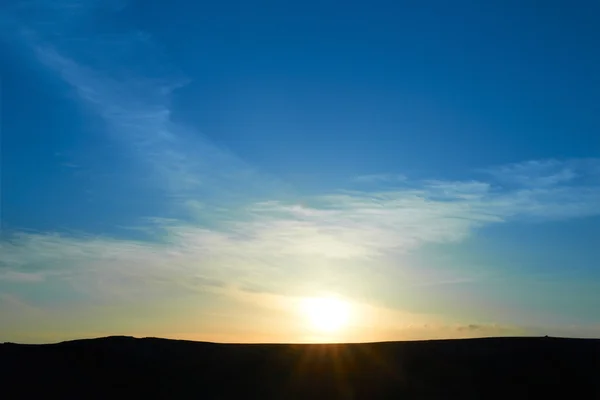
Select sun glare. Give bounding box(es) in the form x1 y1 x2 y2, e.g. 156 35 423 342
301 296 351 333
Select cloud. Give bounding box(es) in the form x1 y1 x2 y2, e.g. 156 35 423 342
2 156 599 305
8 2 283 215
480 159 600 188
0 271 46 283
31 45 235 199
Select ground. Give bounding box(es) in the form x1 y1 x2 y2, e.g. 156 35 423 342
1 336 599 399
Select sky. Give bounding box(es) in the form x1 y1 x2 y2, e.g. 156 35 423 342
1 0 599 344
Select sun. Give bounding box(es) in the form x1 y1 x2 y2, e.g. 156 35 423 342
301 296 351 333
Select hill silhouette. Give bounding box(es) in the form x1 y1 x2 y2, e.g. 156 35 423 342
1 336 599 399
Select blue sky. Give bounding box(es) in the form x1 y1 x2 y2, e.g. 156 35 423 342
1 0 599 343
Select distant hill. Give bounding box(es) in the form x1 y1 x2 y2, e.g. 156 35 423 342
1 336 599 399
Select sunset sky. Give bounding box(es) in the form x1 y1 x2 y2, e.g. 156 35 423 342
1 0 599 344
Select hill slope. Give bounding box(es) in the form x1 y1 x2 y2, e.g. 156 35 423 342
1 336 599 399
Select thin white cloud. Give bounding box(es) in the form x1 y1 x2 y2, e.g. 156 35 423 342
31 42 284 209
8 2 284 214
2 158 599 301
0 271 46 283
480 158 600 188
31 45 224 196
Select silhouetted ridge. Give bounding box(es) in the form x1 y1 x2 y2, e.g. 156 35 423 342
1 336 599 399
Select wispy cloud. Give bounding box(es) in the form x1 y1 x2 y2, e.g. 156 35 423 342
7 0 283 214
31 45 271 206
0 271 46 283
2 156 599 300
480 158 600 188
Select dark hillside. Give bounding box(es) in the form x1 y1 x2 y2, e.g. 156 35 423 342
1 336 599 399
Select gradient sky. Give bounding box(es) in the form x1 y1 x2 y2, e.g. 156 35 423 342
1 0 600 343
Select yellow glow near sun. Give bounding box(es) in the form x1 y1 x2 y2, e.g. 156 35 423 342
301 296 351 333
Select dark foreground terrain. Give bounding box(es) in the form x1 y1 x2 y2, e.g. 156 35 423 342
1 336 599 399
